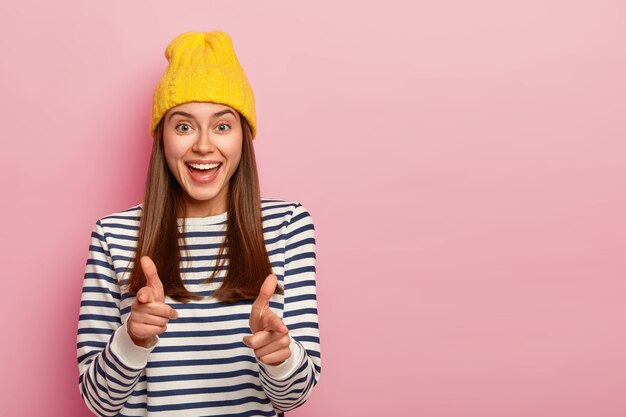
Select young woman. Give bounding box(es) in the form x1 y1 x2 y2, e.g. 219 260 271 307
76 31 321 416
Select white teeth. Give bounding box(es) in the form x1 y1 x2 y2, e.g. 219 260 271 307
187 162 221 170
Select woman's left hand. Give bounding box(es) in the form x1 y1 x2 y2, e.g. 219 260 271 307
243 274 291 366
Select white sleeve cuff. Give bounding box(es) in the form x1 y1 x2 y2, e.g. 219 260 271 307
260 336 303 380
110 321 158 369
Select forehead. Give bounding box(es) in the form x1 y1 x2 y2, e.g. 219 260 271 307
165 101 238 118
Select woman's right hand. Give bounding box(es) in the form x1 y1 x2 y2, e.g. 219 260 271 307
127 256 178 348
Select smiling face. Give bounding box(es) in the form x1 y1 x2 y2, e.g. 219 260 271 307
162 101 243 217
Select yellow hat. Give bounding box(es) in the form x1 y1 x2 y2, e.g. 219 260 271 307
150 31 257 138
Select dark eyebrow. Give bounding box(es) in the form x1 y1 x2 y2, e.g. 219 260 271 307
167 109 238 122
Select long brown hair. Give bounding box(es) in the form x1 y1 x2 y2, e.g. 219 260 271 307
127 114 282 303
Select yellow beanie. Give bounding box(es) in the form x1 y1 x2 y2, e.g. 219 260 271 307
150 31 257 139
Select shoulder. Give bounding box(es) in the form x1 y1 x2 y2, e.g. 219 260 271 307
95 203 142 233
260 197 315 234
261 197 313 221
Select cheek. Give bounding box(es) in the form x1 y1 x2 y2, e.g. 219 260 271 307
164 154 178 177
163 136 185 174
226 140 243 169
231 147 243 168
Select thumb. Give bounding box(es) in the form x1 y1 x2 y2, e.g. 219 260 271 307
140 256 164 302
252 274 277 314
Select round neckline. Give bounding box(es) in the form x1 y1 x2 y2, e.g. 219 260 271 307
177 211 228 226
137 203 228 226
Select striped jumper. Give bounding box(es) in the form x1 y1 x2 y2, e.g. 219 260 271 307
77 199 321 416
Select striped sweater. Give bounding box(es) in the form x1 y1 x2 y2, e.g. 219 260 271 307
77 199 321 416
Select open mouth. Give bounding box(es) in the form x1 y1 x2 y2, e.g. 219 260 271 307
185 162 222 182
186 162 222 172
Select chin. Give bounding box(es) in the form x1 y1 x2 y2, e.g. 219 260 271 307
187 191 220 202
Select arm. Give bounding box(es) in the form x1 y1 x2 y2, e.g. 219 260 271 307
257 203 322 411
77 220 155 416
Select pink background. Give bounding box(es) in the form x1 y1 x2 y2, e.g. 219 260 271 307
1 1 625 416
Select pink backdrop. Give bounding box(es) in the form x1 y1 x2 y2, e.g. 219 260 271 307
1 1 625 416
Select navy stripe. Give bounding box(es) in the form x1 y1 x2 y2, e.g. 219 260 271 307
170 313 249 324
286 236 315 252
152 341 246 354
105 232 138 241
288 321 319 331
147 382 263 398
147 395 271 412
285 223 314 241
292 335 320 344
147 355 257 368
87 259 115 271
79 314 122 324
84 272 117 285
81 287 121 300
77 328 114 336
285 293 317 303
81 300 119 309
284 279 316 290
77 341 107 349
284 307 318 318
159 327 251 338
147 368 259 383
285 251 316 264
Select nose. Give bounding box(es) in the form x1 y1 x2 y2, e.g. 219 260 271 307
192 129 216 154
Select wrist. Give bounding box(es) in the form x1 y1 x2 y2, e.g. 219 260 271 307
268 357 288 366
260 336 303 380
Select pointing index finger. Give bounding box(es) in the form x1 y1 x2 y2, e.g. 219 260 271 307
263 308 288 334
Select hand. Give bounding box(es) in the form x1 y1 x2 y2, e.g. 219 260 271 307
127 256 178 348
243 274 291 366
